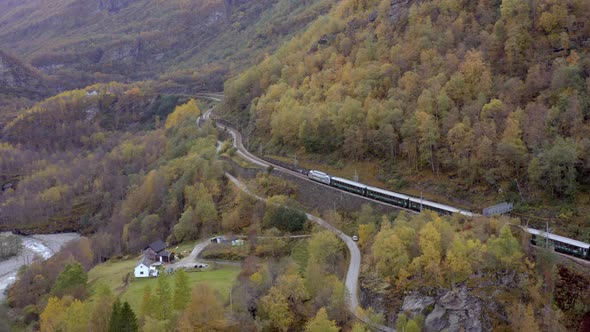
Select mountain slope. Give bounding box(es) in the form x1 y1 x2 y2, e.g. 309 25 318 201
0 49 50 98
0 0 334 91
222 0 590 235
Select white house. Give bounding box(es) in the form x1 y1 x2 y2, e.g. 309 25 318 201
134 256 158 278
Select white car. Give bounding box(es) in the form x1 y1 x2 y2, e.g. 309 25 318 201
352 235 359 241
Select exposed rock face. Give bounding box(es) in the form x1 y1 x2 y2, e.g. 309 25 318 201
0 50 48 97
401 293 435 315
100 42 140 63
400 286 488 332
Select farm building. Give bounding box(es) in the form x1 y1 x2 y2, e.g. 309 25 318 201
134 256 159 278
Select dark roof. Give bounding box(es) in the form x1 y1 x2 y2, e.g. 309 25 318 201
145 240 166 253
158 250 172 257
137 255 152 267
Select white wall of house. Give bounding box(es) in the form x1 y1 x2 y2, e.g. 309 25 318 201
134 263 150 278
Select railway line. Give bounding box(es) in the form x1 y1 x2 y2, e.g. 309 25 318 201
199 100 396 331
196 93 590 330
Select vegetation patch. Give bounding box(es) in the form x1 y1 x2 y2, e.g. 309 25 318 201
121 265 240 313
200 243 251 261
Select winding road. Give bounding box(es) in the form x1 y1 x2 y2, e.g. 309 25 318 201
198 99 395 331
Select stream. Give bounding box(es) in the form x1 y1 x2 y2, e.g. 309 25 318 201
0 232 80 302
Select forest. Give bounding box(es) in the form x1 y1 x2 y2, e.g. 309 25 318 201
1 0 590 331
222 0 590 240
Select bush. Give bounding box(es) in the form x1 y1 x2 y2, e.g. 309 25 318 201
264 205 307 232
0 234 22 260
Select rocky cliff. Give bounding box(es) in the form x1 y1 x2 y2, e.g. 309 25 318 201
0 50 49 98
401 287 488 332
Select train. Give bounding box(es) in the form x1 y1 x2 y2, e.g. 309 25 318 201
307 170 590 260
528 228 590 260
307 170 474 217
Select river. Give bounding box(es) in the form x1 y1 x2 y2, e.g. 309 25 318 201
0 232 80 302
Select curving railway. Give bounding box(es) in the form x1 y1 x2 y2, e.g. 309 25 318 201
197 93 590 330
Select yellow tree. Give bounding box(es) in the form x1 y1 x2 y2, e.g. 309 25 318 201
305 307 339 332
64 299 90 332
178 284 227 331
497 110 527 179
165 99 201 129
259 287 293 331
372 231 410 280
446 237 483 284
410 222 443 284
40 297 67 332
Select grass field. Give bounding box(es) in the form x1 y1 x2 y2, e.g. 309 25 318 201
87 257 137 294
121 265 240 312
88 258 240 313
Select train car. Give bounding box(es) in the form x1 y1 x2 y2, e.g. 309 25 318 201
307 170 331 185
527 228 590 259
330 177 367 196
408 197 474 216
366 186 411 209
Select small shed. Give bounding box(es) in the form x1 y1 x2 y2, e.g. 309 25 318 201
157 250 173 263
143 239 174 263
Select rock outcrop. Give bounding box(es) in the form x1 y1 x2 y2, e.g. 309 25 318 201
0 50 49 98
400 286 488 332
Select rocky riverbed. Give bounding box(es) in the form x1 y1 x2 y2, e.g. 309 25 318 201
0 232 79 301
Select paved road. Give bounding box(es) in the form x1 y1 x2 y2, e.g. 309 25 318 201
217 126 394 332
167 239 211 271
197 94 394 331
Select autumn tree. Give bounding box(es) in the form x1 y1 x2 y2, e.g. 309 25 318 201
165 99 201 129
173 269 191 310
372 223 410 280
51 261 88 299
531 137 578 197
40 297 67 332
178 284 227 331
307 230 343 275
89 284 115 332
486 225 523 271
174 207 198 243
152 275 172 320
445 237 483 284
65 299 90 332
141 285 154 319
259 286 293 331
409 221 443 284
305 307 339 332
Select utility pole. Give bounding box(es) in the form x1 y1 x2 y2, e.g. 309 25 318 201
545 221 550 249
420 191 423 212
353 168 359 182
293 153 298 168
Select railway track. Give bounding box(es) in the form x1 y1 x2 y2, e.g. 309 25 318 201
198 100 396 332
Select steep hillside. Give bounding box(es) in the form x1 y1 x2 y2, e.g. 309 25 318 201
0 49 52 129
223 0 590 237
0 82 189 234
0 0 334 91
0 50 49 97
